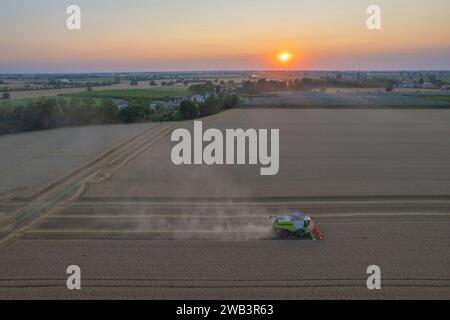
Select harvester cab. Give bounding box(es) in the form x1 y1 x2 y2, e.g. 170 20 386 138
271 211 323 240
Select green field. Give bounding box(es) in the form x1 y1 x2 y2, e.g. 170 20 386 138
419 95 450 103
0 87 189 107
0 96 105 107
62 87 189 99
0 97 37 106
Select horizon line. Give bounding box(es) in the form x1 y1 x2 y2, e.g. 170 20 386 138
1 69 450 75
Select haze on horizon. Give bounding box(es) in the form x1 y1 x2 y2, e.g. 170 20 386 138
0 0 449 73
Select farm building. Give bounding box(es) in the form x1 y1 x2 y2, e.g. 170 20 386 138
149 100 179 111
191 94 208 103
113 99 128 110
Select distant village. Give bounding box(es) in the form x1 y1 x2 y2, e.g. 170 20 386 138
315 71 450 90
112 80 240 112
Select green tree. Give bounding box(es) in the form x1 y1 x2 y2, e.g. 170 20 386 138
385 84 394 92
99 99 119 123
188 81 215 95
199 96 224 117
179 100 199 120
118 100 148 123
224 94 240 109
18 98 58 131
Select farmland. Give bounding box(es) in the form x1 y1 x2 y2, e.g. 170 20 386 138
1 108 449 299
1 81 183 99
2 73 450 288
0 96 105 107
1 0 450 303
244 90 450 108
419 95 450 104
62 87 189 100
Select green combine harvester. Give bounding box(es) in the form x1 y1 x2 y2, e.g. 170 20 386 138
271 212 324 240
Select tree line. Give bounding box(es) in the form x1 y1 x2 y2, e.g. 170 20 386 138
0 94 240 135
240 78 399 94
0 98 120 135
179 94 240 120
0 80 120 93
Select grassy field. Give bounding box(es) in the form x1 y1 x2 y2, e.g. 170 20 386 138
419 95 450 103
2 81 189 100
243 90 450 108
62 87 189 99
0 97 37 106
0 96 105 107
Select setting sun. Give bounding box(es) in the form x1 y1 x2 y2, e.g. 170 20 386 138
277 52 292 63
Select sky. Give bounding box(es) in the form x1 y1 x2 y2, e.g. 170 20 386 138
0 0 449 73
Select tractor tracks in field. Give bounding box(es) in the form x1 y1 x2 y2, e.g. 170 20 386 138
0 109 244 247
1 277 450 290
0 123 175 246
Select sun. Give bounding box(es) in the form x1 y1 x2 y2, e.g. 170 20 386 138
277 52 292 63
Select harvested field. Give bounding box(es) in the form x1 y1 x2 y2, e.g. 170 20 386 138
1 108 449 299
0 122 155 198
85 109 450 199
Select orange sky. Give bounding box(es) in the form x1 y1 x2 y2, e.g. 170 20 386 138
1 0 449 72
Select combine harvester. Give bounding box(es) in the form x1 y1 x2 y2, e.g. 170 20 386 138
271 212 324 240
